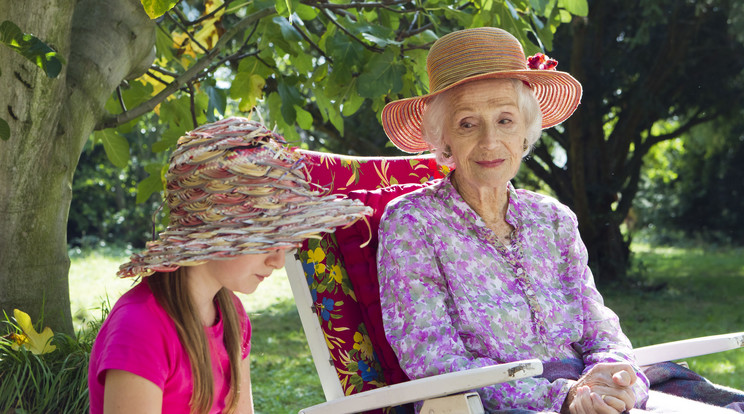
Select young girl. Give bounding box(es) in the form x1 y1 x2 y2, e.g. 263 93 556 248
88 117 369 414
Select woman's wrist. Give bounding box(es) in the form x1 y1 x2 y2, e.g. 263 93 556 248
560 381 578 414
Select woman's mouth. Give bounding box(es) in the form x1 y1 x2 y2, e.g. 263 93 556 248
476 159 505 167
256 274 269 282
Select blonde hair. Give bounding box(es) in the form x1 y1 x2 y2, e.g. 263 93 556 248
421 78 542 168
148 269 243 414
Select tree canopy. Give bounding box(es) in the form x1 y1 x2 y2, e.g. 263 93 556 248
1 0 585 333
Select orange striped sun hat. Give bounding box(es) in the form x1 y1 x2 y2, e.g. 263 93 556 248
381 27 583 153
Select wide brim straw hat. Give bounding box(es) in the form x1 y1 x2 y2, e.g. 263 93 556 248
118 117 371 278
381 27 583 153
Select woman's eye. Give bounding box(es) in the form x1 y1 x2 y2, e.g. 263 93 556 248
459 121 475 129
499 118 513 125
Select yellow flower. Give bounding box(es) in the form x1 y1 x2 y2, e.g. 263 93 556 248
10 309 56 355
307 247 326 274
352 331 375 360
329 264 343 284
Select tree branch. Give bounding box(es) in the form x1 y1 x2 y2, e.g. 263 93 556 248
96 7 276 130
319 8 384 53
167 12 209 54
116 85 126 112
642 109 716 151
301 0 411 11
292 21 332 63
186 82 197 129
181 1 229 26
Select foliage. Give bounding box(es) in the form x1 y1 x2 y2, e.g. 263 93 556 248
0 306 104 414
69 117 168 248
92 0 586 203
523 0 744 282
634 118 744 246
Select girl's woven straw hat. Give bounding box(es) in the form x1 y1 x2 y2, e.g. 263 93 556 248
118 117 371 278
381 27 583 153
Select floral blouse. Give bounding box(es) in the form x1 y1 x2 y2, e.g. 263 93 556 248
377 175 649 413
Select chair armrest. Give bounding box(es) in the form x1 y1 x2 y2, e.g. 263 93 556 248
298 359 543 414
634 332 744 367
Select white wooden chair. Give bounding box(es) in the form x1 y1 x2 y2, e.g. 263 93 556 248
285 149 744 414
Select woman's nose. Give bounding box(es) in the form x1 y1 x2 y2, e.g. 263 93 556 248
479 124 500 149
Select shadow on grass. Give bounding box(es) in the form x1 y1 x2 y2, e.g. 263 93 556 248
249 299 325 413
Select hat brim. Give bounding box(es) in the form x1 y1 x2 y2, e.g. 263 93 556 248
381 69 582 153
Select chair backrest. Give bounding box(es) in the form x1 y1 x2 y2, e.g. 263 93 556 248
286 149 446 411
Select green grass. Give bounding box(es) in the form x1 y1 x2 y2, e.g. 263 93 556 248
604 244 744 390
67 246 324 412
62 244 744 412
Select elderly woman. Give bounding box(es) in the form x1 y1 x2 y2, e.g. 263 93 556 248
376 28 739 414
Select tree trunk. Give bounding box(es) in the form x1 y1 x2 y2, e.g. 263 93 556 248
0 0 155 334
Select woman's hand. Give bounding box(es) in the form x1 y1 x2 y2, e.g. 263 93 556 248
561 363 638 414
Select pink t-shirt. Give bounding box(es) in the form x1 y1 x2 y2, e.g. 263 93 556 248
88 282 251 413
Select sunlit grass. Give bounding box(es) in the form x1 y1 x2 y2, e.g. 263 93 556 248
67 244 744 410
604 243 744 390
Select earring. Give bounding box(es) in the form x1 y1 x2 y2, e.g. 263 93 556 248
523 139 529 151
441 145 452 158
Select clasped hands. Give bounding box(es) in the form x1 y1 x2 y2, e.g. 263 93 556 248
562 362 638 414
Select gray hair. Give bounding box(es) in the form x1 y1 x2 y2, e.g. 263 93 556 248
421 79 542 168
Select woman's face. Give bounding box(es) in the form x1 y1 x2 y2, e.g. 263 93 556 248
200 249 287 295
442 78 526 192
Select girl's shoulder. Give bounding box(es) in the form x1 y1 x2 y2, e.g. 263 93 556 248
104 282 173 331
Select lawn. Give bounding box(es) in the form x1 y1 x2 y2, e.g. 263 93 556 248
604 244 744 391
66 243 744 412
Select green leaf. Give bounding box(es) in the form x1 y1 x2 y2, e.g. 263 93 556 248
341 82 364 117
529 0 553 15
0 20 64 78
97 130 130 169
357 50 405 98
360 33 401 48
295 4 318 20
137 163 166 204
159 96 193 128
272 16 302 42
205 86 227 122
105 80 155 115
152 124 186 153
274 0 299 17
295 105 313 130
0 117 9 141
155 26 177 64
140 0 180 19
559 0 588 16
231 73 266 112
277 81 302 124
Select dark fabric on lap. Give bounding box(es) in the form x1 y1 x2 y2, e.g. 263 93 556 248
644 361 744 412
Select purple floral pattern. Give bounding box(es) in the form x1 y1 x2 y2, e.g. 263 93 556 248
377 176 650 412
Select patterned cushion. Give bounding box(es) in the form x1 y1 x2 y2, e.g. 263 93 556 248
337 183 437 386
296 150 446 412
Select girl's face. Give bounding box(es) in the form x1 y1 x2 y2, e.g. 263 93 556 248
442 78 526 192
200 249 288 295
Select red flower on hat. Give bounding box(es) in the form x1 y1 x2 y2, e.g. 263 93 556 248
527 53 558 70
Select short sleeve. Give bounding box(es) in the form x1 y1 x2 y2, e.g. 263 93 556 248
93 298 176 390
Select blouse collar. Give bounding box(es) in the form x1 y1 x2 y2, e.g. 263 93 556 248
435 174 524 247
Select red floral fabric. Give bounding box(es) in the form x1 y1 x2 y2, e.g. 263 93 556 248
296 150 445 410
